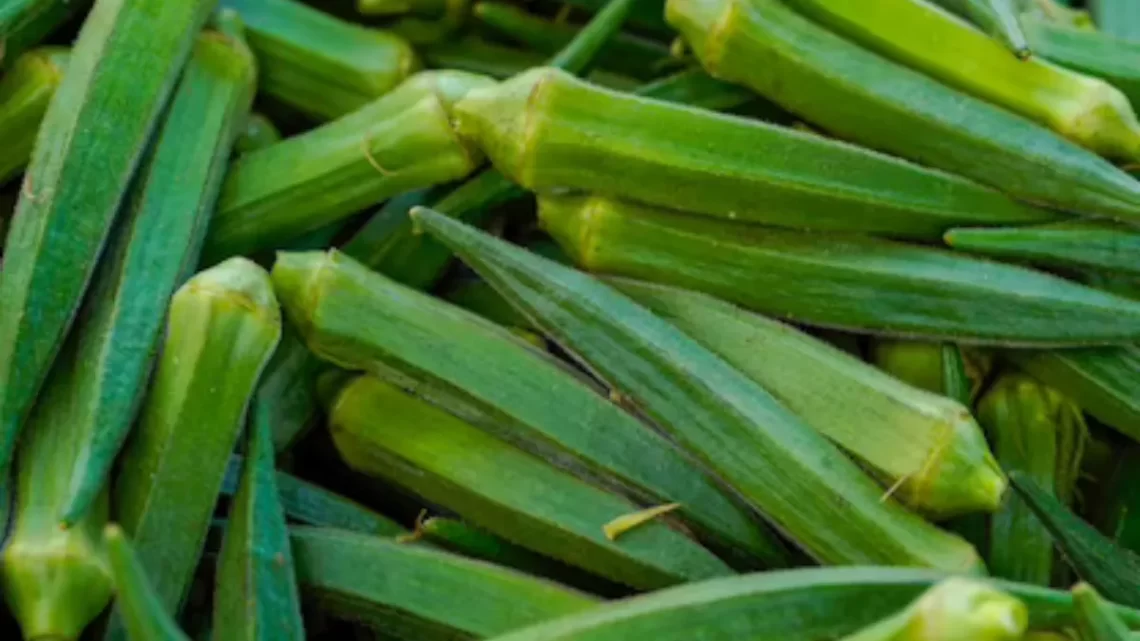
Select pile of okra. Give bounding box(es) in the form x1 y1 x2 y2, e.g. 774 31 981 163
4 0 1140 638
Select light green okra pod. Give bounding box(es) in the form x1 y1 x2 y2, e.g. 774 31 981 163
838 578 1027 641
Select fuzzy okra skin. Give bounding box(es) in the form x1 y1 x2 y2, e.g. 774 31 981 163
977 374 1087 586
104 526 192 641
0 0 216 477
666 0 1140 221
412 207 982 572
323 374 734 589
292 526 599 639
105 258 281 641
220 0 419 120
946 221 1140 277
0 0 82 66
783 0 1140 161
55 22 259 527
538 193 1140 346
613 279 1005 519
839 579 1026 641
271 250 788 568
454 67 1057 240
201 70 490 264
0 47 67 185
483 567 1140 641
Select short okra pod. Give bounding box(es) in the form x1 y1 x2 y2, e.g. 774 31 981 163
0 47 67 185
454 67 1057 241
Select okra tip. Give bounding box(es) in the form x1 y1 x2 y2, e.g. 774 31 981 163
187 257 281 324
918 413 1008 517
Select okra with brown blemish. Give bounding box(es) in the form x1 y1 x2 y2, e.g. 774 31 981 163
270 249 790 568
201 70 491 264
666 0 1140 220
0 0 217 475
0 47 67 185
454 67 1058 240
221 0 420 120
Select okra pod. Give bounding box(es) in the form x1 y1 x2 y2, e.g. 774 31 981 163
838 578 1027 641
0 47 67 185
870 341 983 403
1022 15 1140 109
929 0 1030 57
201 70 490 263
482 567 1140 641
323 374 734 589
272 250 788 567
213 403 305 641
538 193 1140 346
1010 472 1140 608
221 0 419 120
455 67 1057 240
0 0 215 475
55 21 259 526
234 113 282 155
946 221 1140 277
614 279 1004 519
104 526 192 641
291 526 599 637
666 0 1140 220
977 373 1087 585
412 207 982 571
0 0 82 66
107 258 281 640
1073 583 1131 641
1006 346 1140 441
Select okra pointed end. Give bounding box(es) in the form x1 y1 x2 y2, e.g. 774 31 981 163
913 578 1028 641
912 410 1008 518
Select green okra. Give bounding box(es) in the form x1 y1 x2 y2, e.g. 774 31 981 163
870 341 984 404
1022 15 1140 109
221 0 420 120
220 455 406 537
56 21 259 526
472 1 670 79
455 67 1057 241
613 279 1005 519
107 258 281 640
253 327 326 452
538 193 1140 346
1010 472 1140 608
272 250 790 568
838 578 1027 641
324 374 734 589
635 67 755 112
946 221 1140 277
1073 583 1132 641
784 0 1140 161
420 36 641 90
291 526 599 638
0 0 215 476
482 567 1140 641
0 0 82 66
666 0 1140 221
1090 0 1140 41
412 207 981 572
929 0 1030 57
213 403 305 641
104 526 192 641
443 277 536 329
201 69 490 264
0 46 66 185
978 373 1087 585
1006 346 1140 442
234 113 282 155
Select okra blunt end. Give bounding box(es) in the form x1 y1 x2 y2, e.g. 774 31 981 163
270 251 331 340
907 578 1028 641
911 409 1007 518
534 193 605 267
664 0 737 76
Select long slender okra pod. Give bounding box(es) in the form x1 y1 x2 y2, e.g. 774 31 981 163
104 258 281 641
946 221 1140 277
0 0 215 475
666 0 1140 220
412 207 982 571
537 193 1140 346
454 67 1058 240
220 0 419 120
0 47 67 185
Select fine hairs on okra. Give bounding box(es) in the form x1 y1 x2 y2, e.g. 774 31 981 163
411 207 982 572
0 47 67 185
613 279 1005 519
666 0 1140 221
537 193 1140 347
201 69 491 263
0 0 216 477
270 247 787 567
220 0 420 120
837 579 1027 641
782 0 1140 162
453 66 1059 241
